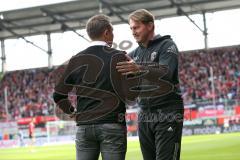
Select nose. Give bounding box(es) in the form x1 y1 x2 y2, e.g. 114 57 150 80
132 31 136 36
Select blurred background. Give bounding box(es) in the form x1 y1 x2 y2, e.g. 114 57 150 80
0 0 239 160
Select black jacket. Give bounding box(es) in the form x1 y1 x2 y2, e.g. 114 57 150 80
53 45 127 125
129 35 183 109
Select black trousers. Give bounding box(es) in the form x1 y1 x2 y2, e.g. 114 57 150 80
138 107 184 160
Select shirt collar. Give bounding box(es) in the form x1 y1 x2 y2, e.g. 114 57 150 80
89 41 109 47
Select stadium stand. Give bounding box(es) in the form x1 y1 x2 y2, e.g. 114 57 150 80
180 45 240 104
0 68 55 120
0 45 239 121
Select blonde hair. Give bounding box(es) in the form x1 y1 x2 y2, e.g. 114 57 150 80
128 9 154 24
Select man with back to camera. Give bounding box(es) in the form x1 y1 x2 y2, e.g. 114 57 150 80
53 14 130 160
116 9 184 160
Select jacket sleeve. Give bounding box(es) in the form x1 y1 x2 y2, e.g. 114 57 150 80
157 40 179 82
53 58 75 114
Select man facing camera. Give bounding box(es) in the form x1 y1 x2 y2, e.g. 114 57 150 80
117 9 184 160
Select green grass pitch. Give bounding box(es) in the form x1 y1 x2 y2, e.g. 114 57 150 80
0 132 240 160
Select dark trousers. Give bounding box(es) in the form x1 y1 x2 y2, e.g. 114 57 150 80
75 123 127 160
138 107 184 160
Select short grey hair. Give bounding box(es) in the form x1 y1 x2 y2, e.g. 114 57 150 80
86 14 112 40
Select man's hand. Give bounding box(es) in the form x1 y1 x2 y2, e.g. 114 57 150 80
55 106 77 121
69 111 77 119
116 58 141 75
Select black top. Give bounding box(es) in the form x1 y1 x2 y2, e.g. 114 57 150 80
129 35 183 109
53 46 127 125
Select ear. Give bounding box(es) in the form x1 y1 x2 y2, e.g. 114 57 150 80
103 29 109 37
147 22 154 31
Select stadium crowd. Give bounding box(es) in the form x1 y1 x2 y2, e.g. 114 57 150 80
0 46 239 120
179 46 240 104
0 68 55 120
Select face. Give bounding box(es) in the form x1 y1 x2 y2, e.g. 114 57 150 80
129 19 153 44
